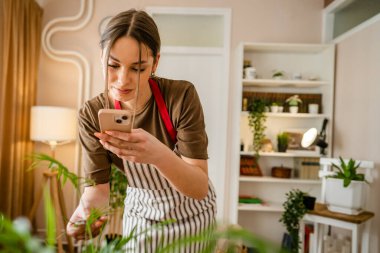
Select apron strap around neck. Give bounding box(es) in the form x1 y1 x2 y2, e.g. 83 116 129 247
149 78 177 144
114 100 122 110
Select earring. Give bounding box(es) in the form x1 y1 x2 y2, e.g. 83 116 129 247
150 72 155 77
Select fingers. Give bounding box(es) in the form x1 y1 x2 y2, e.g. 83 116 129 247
67 217 108 241
95 130 140 142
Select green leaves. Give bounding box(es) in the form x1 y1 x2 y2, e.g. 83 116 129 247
43 186 56 248
27 153 94 189
331 157 366 187
279 189 307 253
248 99 267 158
109 164 128 209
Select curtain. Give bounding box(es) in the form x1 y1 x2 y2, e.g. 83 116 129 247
0 0 43 218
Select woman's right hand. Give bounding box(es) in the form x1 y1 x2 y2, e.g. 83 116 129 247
66 183 110 241
66 205 108 241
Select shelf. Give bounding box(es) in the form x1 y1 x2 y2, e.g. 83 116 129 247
241 111 328 118
240 151 321 158
238 203 283 212
243 79 328 87
239 176 321 184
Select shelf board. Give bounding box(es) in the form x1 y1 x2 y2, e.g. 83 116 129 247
240 111 329 118
239 176 321 184
243 79 328 87
240 151 321 158
238 203 283 212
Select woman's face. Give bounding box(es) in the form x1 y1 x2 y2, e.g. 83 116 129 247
106 36 158 102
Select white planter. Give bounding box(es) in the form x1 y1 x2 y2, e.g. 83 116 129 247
289 106 298 113
325 178 366 215
270 105 279 113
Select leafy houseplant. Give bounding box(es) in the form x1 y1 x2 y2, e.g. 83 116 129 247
330 157 367 187
272 70 285 80
325 157 369 215
277 132 289 153
248 99 267 158
285 95 302 113
279 189 308 253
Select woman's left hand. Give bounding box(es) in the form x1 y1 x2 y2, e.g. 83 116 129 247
94 128 170 165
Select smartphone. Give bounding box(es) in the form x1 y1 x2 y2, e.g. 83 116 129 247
98 109 132 132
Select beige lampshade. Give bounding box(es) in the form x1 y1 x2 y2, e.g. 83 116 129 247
30 106 77 143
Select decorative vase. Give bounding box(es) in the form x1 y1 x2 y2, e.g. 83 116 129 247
289 106 298 113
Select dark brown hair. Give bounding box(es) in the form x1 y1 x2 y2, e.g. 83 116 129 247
100 9 161 109
100 9 161 60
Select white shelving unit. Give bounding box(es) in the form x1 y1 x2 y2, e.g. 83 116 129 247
229 42 335 244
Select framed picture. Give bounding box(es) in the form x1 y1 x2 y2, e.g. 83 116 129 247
240 155 262 176
283 128 317 152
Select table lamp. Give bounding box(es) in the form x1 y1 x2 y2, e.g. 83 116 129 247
30 106 77 157
301 118 329 155
29 105 77 253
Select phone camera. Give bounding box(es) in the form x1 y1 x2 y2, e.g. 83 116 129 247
116 119 122 124
122 115 128 120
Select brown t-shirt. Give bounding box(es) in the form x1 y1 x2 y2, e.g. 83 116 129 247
78 77 208 184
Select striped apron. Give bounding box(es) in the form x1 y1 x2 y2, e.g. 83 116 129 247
115 78 217 252
122 161 217 252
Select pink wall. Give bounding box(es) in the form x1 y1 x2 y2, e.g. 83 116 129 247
333 18 380 251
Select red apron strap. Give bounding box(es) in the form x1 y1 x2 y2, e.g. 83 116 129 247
114 100 122 110
149 78 177 143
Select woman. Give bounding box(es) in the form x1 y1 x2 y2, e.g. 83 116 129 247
67 9 217 252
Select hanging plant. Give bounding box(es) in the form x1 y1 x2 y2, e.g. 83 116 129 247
248 99 267 158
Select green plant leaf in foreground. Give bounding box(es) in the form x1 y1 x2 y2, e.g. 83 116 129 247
43 186 56 248
26 153 94 189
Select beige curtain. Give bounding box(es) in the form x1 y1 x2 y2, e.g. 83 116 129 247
0 0 43 218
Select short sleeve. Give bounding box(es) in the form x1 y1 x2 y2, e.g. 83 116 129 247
174 84 208 159
78 102 111 185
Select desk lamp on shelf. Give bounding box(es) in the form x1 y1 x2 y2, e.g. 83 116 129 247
29 106 77 253
301 118 329 156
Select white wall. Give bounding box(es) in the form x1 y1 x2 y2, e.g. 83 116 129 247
333 18 380 252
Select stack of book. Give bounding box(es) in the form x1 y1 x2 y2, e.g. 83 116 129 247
294 157 320 180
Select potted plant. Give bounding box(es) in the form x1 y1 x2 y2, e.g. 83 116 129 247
248 99 267 158
270 102 279 113
285 95 302 113
272 70 285 80
325 157 368 215
277 132 289 152
279 189 308 253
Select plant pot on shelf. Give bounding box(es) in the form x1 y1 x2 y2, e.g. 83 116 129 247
277 132 289 152
289 106 299 114
302 196 316 211
325 178 366 215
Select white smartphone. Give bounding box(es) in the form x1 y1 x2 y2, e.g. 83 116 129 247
98 109 132 132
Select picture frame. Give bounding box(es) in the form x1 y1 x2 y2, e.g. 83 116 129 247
282 128 318 154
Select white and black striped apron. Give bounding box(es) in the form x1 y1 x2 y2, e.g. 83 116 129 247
122 160 217 252
114 78 216 252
